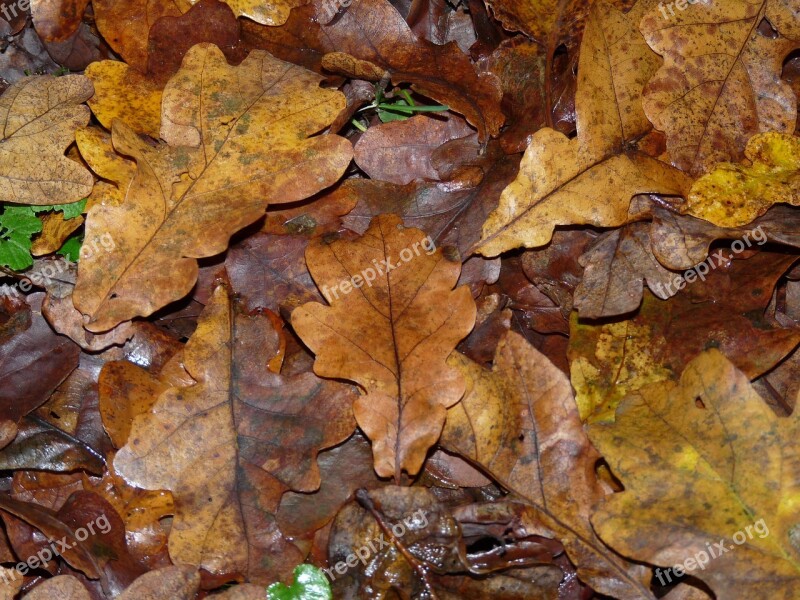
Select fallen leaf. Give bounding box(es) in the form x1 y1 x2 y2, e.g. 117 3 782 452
569 252 800 422
0 75 93 205
640 0 797 175
353 114 474 184
315 0 504 140
477 0 690 255
114 282 357 582
116 565 199 600
73 43 352 332
22 576 91 600
292 214 476 479
684 132 800 227
574 222 676 318
30 0 90 42
442 332 654 599
590 349 800 598
85 61 163 138
0 293 80 450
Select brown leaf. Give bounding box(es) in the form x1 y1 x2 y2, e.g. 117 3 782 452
22 576 91 599
116 565 199 600
30 0 90 42
292 214 476 479
443 332 654 599
574 222 677 318
146 0 248 85
0 75 93 205
640 0 797 175
73 43 352 332
353 114 474 184
315 0 504 140
114 282 357 582
0 293 80 451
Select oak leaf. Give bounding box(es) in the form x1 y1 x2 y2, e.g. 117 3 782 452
640 0 797 175
569 252 800 422
292 214 476 480
590 349 800 598
574 222 676 318
442 332 654 599
684 132 800 227
0 75 94 206
313 0 504 141
114 282 357 582
477 0 690 255
73 43 352 332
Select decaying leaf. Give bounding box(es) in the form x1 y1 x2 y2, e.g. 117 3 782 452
640 0 797 175
292 214 476 480
314 0 504 141
684 132 800 226
0 75 94 205
590 349 800 599
73 43 352 332
443 332 654 599
114 282 357 582
574 222 676 318
570 252 800 422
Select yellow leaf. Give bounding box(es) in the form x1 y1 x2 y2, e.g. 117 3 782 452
685 132 800 227
590 349 800 599
86 61 163 138
0 76 94 205
73 44 352 332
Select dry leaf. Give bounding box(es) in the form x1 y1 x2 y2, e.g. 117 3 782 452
590 349 800 599
292 214 476 479
0 75 93 205
73 43 352 332
640 0 797 175
114 282 357 582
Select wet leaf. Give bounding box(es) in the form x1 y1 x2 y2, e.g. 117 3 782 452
114 282 357 582
443 332 654 599
640 0 797 175
684 132 800 226
590 350 800 598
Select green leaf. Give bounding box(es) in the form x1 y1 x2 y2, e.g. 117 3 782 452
267 564 332 600
0 206 42 270
31 198 87 219
58 235 83 262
